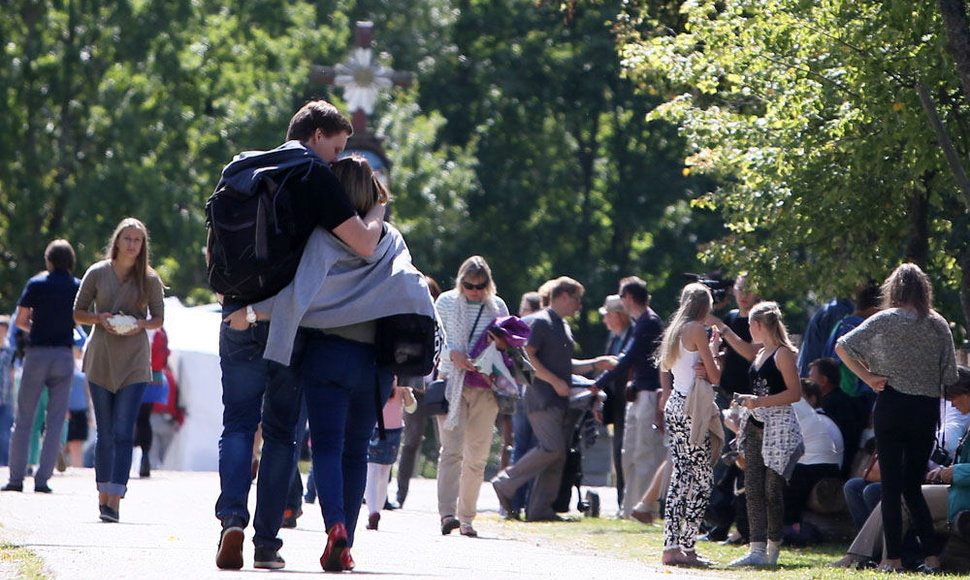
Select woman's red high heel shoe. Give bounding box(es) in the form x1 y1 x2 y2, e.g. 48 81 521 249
321 523 348 572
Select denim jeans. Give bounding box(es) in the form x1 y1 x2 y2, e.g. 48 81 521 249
844 477 882 532
302 333 392 548
215 321 307 552
284 401 309 513
0 403 13 466
89 381 148 496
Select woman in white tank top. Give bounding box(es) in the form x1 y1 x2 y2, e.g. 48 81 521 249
655 283 722 567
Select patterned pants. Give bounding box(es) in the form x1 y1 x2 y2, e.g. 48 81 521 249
662 391 713 551
743 420 786 543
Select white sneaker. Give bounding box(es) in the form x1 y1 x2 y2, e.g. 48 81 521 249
728 551 769 567
766 540 782 566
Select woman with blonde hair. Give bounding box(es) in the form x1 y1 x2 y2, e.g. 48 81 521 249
711 301 803 567
657 283 722 566
836 263 957 573
74 217 165 523
434 255 509 537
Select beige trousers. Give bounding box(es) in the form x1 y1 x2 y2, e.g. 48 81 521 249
436 386 499 524
621 389 666 517
848 484 950 559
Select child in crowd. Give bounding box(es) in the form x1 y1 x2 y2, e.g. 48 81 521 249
65 341 90 468
363 379 416 531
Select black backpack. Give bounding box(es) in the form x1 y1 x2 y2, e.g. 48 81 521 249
205 175 302 303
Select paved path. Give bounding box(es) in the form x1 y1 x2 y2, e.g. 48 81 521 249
0 467 721 579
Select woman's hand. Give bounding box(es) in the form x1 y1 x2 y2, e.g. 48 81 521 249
98 312 116 334
864 373 889 392
487 329 509 351
450 350 478 372
735 394 759 409
693 362 709 382
709 325 723 352
224 308 250 331
926 466 952 484
705 313 724 332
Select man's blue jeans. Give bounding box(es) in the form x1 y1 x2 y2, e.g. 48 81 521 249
215 321 306 551
302 333 392 548
89 381 148 496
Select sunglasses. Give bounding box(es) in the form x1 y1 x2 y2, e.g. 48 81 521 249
462 281 488 291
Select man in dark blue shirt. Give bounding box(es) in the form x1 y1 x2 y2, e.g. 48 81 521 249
594 276 664 519
3 240 80 494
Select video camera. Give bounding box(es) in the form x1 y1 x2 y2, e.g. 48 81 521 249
684 272 735 304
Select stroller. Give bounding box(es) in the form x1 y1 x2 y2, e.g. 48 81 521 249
552 375 605 517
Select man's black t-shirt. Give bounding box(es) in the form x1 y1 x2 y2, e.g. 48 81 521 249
287 162 357 241
720 309 752 395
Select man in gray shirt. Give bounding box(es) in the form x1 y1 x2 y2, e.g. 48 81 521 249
492 276 607 521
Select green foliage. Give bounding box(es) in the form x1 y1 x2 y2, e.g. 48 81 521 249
378 92 478 282
0 0 352 305
618 0 970 327
0 0 721 356
402 0 722 347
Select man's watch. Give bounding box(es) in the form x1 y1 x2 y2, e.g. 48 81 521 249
246 305 257 325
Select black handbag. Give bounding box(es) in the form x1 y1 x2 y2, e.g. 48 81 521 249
424 378 449 415
375 313 437 376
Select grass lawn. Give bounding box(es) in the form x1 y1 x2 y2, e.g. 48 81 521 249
482 514 964 579
0 542 48 580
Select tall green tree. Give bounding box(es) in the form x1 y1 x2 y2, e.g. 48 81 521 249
384 0 722 350
0 0 352 306
619 0 970 330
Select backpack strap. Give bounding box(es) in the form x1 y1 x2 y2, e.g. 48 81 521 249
375 373 386 441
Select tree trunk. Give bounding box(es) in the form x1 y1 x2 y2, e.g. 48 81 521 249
906 181 930 269
937 0 970 103
961 244 970 347
934 0 970 333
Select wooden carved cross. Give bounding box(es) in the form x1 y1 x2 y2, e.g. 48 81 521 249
310 21 414 134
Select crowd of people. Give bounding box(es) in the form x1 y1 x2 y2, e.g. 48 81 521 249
3 97 970 576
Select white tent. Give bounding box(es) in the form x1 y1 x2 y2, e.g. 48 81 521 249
158 297 224 471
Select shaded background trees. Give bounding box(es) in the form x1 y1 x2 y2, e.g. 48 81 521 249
17 1 970 351
2 0 719 355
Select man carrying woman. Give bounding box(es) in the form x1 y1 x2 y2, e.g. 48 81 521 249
212 100 386 571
